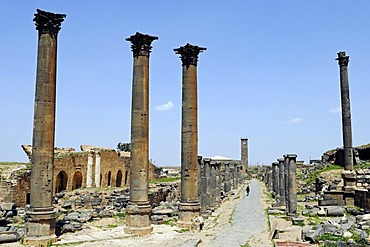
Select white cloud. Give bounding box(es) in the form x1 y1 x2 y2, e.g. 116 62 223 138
155 101 174 111
286 117 303 124
329 106 341 113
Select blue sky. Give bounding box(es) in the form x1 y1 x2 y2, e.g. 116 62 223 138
1 1 370 166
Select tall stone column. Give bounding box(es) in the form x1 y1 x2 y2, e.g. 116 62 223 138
287 154 297 216
224 162 231 193
241 138 248 173
209 161 216 208
204 158 211 210
94 152 101 188
233 163 238 189
284 155 289 210
278 158 285 206
125 32 158 235
199 158 207 215
175 43 206 227
272 162 279 198
25 9 66 246
336 51 353 171
215 162 221 205
86 151 93 188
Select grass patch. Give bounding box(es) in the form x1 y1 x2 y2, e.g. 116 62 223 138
107 224 117 228
305 165 342 185
175 228 190 233
163 218 177 226
149 176 181 184
240 242 250 247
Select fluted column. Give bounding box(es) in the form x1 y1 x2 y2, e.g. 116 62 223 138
198 156 206 214
25 9 66 246
210 161 216 208
287 154 297 216
278 158 285 206
336 52 354 171
125 32 157 235
175 43 206 227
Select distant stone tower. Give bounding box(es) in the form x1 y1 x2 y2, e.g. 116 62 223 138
241 138 248 172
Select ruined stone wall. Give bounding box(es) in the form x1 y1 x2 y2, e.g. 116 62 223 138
54 152 89 192
99 150 127 188
0 172 31 207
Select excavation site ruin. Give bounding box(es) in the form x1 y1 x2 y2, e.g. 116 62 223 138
1 4 370 247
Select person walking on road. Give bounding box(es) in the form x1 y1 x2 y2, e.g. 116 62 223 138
246 183 250 196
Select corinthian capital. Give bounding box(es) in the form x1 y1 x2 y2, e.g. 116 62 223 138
33 9 66 37
126 32 158 58
336 51 350 67
174 43 206 68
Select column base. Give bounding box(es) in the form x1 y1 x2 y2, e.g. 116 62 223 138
24 207 56 246
124 202 153 235
177 202 200 229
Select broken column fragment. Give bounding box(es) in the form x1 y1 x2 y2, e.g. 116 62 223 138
125 32 158 235
25 9 66 246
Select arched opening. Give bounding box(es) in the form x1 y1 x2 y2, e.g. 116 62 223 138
72 171 83 190
116 170 122 187
107 171 111 187
124 170 128 185
56 171 68 193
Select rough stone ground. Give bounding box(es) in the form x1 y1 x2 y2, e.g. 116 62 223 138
3 179 271 247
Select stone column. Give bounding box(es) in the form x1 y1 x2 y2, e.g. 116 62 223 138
272 162 279 198
175 43 206 227
241 137 248 173
336 51 353 171
94 152 101 188
197 156 205 213
204 158 211 210
287 154 297 216
224 162 231 193
86 151 93 188
278 158 285 206
209 161 216 208
233 163 238 189
215 162 221 205
125 32 158 235
25 9 66 246
284 155 289 210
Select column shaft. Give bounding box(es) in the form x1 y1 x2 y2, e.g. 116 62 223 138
278 158 285 206
94 152 101 188
287 154 297 215
86 152 93 188
336 52 353 170
26 9 65 245
125 32 157 235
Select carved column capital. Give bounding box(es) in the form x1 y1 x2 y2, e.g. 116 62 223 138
126 32 158 58
33 9 66 37
336 51 349 67
174 43 206 68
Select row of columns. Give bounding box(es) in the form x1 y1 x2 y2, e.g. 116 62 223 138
26 8 246 243
25 7 209 242
264 154 297 216
198 158 244 217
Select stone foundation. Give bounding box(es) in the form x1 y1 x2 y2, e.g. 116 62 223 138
177 202 200 229
124 202 153 235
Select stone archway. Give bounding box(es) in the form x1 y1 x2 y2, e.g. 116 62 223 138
56 170 68 193
107 171 111 187
72 171 83 190
116 170 122 187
